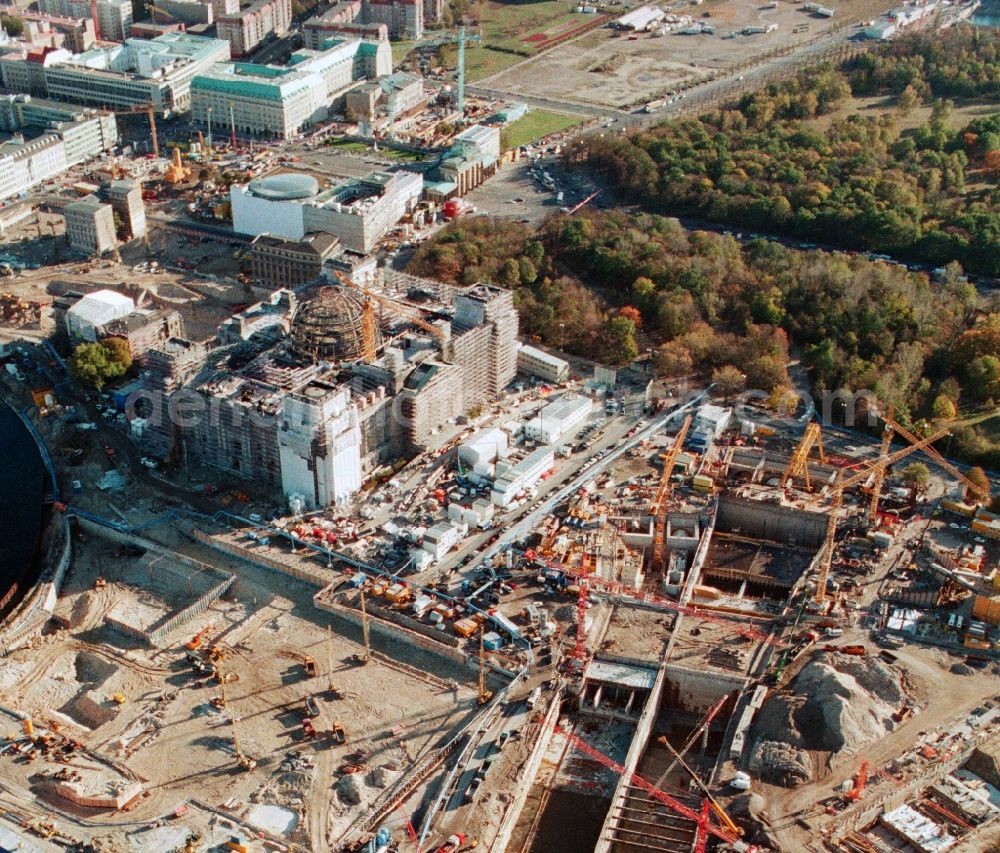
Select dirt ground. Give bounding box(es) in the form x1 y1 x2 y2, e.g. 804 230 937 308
0 531 480 852
479 0 898 108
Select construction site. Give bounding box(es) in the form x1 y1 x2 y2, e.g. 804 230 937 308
0 242 1000 853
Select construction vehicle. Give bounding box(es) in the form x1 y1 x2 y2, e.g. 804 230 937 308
823 644 867 656
844 760 868 802
304 695 320 717
478 624 493 705
330 720 346 745
433 834 467 853
351 586 372 665
650 414 692 572
111 692 126 705
225 838 248 853
186 625 213 651
303 655 319 678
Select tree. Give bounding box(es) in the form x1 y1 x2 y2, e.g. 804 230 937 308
655 341 693 378
966 355 1000 402
931 394 957 420
600 315 639 366
901 462 930 495
896 83 920 116
965 466 991 501
69 339 131 390
1 14 22 36
617 305 643 330
711 365 746 401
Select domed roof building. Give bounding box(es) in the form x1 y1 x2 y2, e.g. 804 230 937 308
289 286 379 363
247 173 319 201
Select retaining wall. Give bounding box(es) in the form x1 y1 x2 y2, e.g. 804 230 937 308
489 694 562 853
146 573 235 646
189 527 333 587
104 615 150 645
716 494 827 548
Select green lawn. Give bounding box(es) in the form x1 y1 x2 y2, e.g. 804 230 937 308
391 39 416 66
503 109 585 148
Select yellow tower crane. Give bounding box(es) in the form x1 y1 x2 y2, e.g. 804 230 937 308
650 414 692 573
814 423 951 604
112 103 159 159
217 663 256 771
781 422 825 491
478 624 493 705
884 414 990 503
866 403 896 526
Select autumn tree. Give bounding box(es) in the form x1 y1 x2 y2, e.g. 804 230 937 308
901 462 930 495
712 365 746 401
70 339 132 390
965 466 991 502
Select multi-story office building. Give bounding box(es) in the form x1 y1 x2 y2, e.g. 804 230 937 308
38 33 231 115
216 0 291 56
0 97 118 200
251 232 340 289
64 196 117 254
230 169 422 253
191 37 390 139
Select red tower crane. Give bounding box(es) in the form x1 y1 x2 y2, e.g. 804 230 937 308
552 725 755 852
844 760 868 802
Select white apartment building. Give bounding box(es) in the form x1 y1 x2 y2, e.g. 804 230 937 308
0 134 67 200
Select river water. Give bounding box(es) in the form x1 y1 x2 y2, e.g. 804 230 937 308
0 398 45 619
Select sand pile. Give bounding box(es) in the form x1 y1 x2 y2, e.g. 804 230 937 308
748 652 908 786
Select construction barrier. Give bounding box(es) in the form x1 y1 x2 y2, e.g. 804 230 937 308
146 573 235 647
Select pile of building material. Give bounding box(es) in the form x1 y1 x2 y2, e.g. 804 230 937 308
748 652 909 786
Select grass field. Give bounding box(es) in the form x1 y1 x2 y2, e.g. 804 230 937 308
457 0 591 82
392 39 416 66
503 109 585 148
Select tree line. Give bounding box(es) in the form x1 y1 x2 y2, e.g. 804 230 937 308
568 27 1000 274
